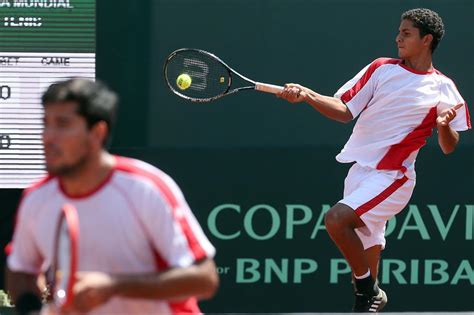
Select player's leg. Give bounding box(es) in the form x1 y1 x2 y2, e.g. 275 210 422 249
324 203 369 277
324 204 382 295
354 261 387 314
349 245 384 312
366 245 382 279
324 210 384 280
350 246 382 287
350 246 382 286
328 164 415 312
325 205 387 313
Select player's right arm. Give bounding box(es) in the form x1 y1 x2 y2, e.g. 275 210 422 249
6 193 44 303
278 83 353 123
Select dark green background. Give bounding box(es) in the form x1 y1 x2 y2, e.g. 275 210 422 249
1 0 473 312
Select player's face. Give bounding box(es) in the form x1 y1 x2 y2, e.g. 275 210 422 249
396 19 430 59
42 101 93 176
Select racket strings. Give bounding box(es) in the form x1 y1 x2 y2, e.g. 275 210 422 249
165 50 231 101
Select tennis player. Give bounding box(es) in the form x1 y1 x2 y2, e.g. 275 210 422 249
6 79 219 314
278 8 471 312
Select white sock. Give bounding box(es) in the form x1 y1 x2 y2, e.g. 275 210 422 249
354 269 371 279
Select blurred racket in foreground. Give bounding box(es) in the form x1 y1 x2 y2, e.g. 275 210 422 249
164 48 284 102
43 204 79 314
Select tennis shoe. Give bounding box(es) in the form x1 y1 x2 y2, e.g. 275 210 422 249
352 288 387 312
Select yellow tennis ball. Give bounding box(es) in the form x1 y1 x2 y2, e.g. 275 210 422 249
176 74 192 90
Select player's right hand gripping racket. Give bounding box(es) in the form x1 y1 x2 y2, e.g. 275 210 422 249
45 204 79 313
164 48 284 102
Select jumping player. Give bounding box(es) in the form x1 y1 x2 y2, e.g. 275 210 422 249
278 8 471 312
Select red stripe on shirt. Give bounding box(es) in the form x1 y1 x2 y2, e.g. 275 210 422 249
355 176 409 216
376 106 437 172
341 58 399 103
169 298 201 315
58 169 115 199
116 185 198 313
114 156 207 261
149 245 200 314
114 156 203 314
150 247 200 314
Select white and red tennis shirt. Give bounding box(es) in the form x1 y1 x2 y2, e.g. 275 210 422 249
334 58 471 178
7 156 216 315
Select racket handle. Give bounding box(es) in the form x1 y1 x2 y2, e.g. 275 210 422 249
255 82 284 94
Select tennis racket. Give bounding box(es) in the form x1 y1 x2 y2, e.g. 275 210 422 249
164 48 284 102
48 203 79 311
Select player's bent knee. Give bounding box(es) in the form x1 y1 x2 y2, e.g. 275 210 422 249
324 207 345 231
325 204 360 231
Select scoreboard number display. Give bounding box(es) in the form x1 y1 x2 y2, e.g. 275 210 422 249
0 0 95 188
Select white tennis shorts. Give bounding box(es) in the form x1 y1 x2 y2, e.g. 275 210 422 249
339 163 415 250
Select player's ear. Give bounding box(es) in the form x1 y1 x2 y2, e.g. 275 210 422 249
422 33 433 48
90 121 108 147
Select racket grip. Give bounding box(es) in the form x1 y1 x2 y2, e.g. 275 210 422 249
255 82 284 94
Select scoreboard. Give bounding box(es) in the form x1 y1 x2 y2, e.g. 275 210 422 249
0 0 95 188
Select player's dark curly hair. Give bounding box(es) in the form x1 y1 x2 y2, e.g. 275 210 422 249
42 79 118 147
401 8 445 53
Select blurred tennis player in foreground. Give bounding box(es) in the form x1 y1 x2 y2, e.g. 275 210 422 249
6 79 218 314
278 8 470 312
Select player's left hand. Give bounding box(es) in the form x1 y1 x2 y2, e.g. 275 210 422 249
436 103 463 127
67 272 116 313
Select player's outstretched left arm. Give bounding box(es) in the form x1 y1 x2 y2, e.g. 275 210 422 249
436 103 463 154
